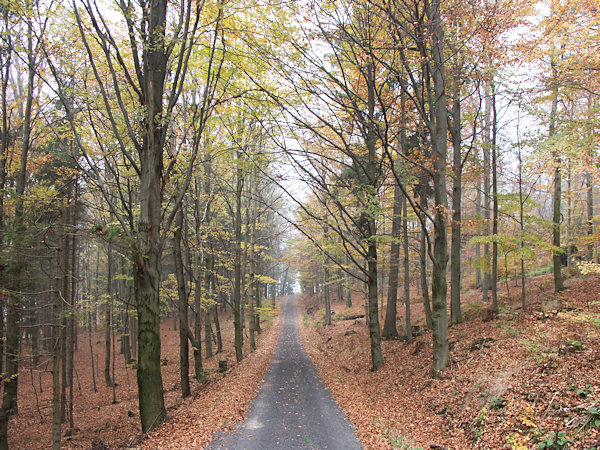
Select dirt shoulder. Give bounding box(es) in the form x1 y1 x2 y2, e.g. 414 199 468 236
298 275 600 449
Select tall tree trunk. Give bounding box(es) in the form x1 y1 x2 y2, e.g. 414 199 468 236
105 247 113 387
193 178 205 380
586 171 594 261
249 187 257 348
475 176 482 289
52 267 62 450
345 255 352 308
482 94 491 303
322 225 332 327
517 112 526 309
193 254 205 380
491 86 499 314
365 61 383 371
403 194 412 343
429 0 450 376
88 312 98 392
233 151 244 362
173 207 190 398
549 76 564 293
0 23 34 447
0 9 11 380
214 291 223 354
450 75 462 325
566 163 572 265
420 223 433 329
383 181 401 339
134 0 169 430
204 256 213 359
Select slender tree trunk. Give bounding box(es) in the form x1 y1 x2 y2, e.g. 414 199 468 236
105 247 113 387
173 208 190 398
52 268 62 450
403 194 412 343
0 8 11 381
383 181 401 339
365 62 383 371
586 171 594 261
248 182 258 347
233 151 244 362
0 25 34 446
482 94 491 303
193 254 205 380
420 225 433 329
450 76 462 325
345 255 352 308
88 312 97 392
549 78 564 293
193 178 205 380
491 86 499 314
475 176 482 289
214 292 223 354
204 256 213 359
517 115 526 309
322 224 332 327
66 197 75 428
566 163 572 265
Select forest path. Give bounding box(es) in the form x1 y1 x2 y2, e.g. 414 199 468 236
207 296 362 449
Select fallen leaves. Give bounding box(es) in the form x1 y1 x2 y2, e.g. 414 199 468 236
298 274 600 448
8 303 284 449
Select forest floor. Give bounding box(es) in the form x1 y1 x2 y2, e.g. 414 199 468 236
8 300 283 449
299 270 600 449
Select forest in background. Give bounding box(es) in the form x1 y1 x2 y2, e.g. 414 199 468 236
0 0 598 447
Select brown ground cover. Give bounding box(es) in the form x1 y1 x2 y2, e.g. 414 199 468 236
8 302 283 449
298 273 600 449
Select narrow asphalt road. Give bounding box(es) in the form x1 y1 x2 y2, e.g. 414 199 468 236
207 296 362 450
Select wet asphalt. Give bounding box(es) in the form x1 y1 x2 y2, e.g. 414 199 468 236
207 296 362 450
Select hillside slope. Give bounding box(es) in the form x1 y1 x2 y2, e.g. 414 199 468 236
299 274 600 449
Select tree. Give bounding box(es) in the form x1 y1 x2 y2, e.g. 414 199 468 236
47 0 209 432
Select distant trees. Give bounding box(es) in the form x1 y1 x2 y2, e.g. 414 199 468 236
288 0 598 378
0 0 292 446
0 0 598 445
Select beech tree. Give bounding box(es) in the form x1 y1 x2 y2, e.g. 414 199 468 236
46 0 214 432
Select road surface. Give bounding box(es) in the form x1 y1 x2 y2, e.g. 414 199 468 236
207 296 362 449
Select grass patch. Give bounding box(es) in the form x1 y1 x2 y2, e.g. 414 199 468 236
525 262 553 278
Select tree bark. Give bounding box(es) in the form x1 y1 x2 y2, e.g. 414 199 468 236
549 77 564 293
586 171 593 261
382 181 401 339
173 207 190 398
105 247 113 387
449 74 462 325
233 151 244 362
135 0 170 430
420 218 433 329
517 115 526 309
204 256 213 359
52 266 62 450
365 61 383 371
482 94 491 303
491 86 499 314
193 178 205 380
403 194 412 343
0 23 34 446
429 0 450 376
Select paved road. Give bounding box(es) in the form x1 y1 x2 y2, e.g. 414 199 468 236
207 296 362 450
